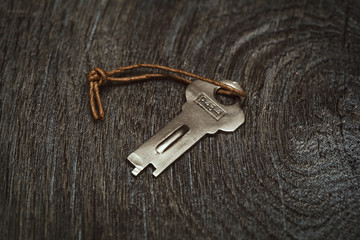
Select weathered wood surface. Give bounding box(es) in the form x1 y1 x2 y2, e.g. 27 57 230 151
1 0 360 239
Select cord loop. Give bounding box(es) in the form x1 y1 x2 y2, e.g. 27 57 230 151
87 64 246 120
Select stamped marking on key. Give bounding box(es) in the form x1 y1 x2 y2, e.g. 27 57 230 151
127 80 245 177
195 93 226 120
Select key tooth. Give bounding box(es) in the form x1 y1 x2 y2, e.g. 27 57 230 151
127 80 245 177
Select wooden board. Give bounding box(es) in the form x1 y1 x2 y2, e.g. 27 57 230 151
1 0 359 239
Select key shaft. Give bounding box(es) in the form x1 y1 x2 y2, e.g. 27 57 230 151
128 103 215 177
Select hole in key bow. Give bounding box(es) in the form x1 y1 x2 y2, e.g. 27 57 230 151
214 89 239 105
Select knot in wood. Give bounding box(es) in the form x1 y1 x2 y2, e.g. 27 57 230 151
87 67 108 86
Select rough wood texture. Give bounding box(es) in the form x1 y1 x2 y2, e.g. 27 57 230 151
1 0 360 239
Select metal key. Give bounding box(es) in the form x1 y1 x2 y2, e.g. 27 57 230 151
127 80 245 177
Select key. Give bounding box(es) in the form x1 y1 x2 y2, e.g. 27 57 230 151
127 80 245 177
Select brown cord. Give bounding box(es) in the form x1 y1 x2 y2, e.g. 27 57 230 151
87 64 246 120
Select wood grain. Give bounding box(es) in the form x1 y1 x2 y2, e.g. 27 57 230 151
1 0 360 239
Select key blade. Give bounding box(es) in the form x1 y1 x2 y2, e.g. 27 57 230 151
127 111 203 177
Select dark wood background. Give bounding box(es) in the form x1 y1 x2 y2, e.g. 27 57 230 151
1 0 360 239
